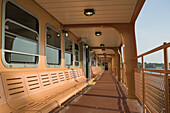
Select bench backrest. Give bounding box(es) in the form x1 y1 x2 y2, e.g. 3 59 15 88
1 72 34 110
0 69 84 111
0 75 13 113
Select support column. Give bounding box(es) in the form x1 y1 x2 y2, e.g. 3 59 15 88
96 57 98 67
112 56 116 74
116 54 121 81
111 23 137 98
112 48 121 81
164 42 169 113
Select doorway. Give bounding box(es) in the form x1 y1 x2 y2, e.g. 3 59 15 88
105 63 108 70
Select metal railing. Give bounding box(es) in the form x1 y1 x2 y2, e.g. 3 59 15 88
134 42 170 113
120 67 126 84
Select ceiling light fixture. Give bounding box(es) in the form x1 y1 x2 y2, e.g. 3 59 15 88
62 30 69 37
100 44 104 47
95 32 102 36
102 49 105 51
84 9 95 16
57 33 60 37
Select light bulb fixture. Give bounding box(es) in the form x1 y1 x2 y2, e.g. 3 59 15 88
84 9 95 16
62 30 69 37
102 49 105 51
65 32 69 37
95 32 102 36
100 44 104 47
86 45 88 48
57 33 60 37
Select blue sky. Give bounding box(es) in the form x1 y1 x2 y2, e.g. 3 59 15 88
135 0 170 63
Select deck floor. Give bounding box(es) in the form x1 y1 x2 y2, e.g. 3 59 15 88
57 71 142 113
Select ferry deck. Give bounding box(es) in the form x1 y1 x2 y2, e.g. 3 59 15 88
0 0 169 113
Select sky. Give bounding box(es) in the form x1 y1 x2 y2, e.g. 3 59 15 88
135 0 170 63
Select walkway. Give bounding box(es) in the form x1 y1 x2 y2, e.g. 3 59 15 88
56 71 142 113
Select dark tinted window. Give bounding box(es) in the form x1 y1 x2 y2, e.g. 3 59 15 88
46 25 61 66
6 2 39 33
75 43 79 66
65 38 73 66
3 1 39 67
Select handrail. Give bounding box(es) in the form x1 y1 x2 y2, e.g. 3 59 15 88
136 42 170 58
134 42 170 113
134 69 164 78
135 68 170 73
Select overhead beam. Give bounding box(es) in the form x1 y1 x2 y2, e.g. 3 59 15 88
100 57 112 59
91 47 118 49
97 54 115 56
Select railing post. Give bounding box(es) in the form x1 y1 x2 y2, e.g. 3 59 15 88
163 42 169 113
142 56 146 113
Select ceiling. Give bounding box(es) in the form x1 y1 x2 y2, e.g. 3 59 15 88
69 27 122 47
94 49 115 55
70 27 121 56
100 57 112 63
34 0 139 25
34 0 141 61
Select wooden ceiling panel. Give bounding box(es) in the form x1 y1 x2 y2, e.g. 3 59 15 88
94 49 115 55
40 2 135 9
62 20 129 25
51 10 134 16
46 5 135 13
34 0 139 24
35 0 137 3
61 19 130 23
56 14 132 20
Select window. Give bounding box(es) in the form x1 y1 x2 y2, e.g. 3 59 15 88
74 43 79 66
2 1 39 68
65 37 73 66
91 56 96 67
98 59 101 67
46 24 61 67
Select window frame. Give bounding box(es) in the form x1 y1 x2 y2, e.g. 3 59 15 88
45 23 61 68
98 59 101 67
64 36 73 67
74 42 79 67
1 0 40 68
91 56 96 67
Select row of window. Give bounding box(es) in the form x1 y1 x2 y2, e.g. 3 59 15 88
91 56 102 67
2 1 79 68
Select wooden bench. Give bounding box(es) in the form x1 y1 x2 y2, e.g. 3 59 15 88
0 69 87 113
91 67 104 79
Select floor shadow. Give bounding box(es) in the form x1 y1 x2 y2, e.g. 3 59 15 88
69 104 122 112
110 74 131 113
82 93 126 99
89 88 117 92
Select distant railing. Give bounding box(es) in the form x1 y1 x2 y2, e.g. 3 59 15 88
120 67 126 84
134 42 170 113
